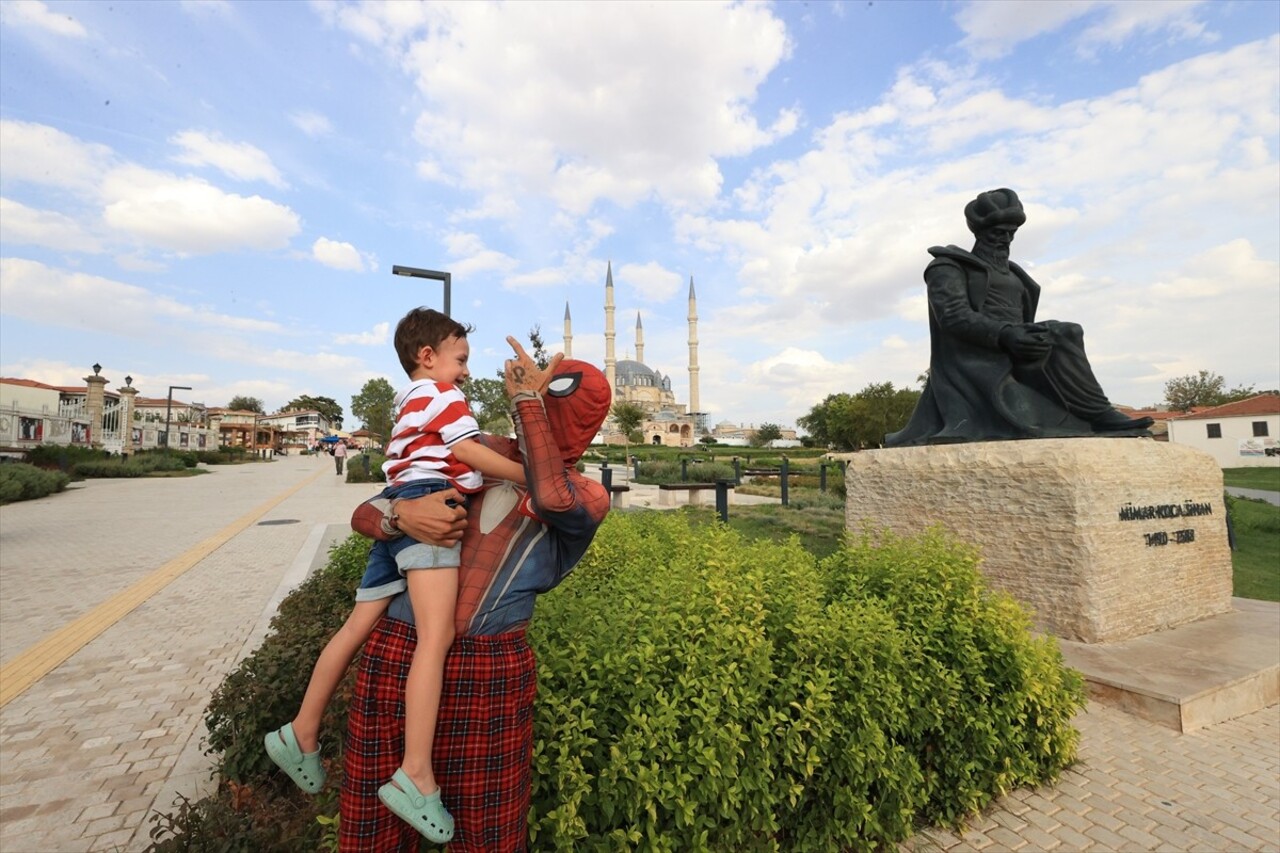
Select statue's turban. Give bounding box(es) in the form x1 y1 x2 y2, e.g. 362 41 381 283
965 188 1026 234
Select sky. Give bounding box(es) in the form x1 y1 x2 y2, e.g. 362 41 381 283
1 0 1277 433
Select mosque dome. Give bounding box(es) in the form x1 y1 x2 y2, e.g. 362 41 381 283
615 359 661 387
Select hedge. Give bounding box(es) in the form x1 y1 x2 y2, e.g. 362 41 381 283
0 462 71 503
158 514 1084 850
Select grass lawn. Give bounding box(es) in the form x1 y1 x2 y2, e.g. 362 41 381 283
1230 497 1280 601
677 487 1280 603
1223 467 1280 491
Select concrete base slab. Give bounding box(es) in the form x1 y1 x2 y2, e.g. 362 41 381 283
1058 598 1280 732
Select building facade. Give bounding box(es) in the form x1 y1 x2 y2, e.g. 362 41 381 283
1166 394 1280 468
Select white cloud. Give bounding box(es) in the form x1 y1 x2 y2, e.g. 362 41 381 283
335 322 390 346
0 0 89 39
616 262 683 303
101 165 300 254
0 119 114 192
0 197 103 253
0 258 287 336
956 0 1211 60
312 237 374 272
289 110 334 138
330 1 793 216
170 130 287 188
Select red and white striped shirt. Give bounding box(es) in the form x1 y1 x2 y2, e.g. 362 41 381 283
381 379 484 491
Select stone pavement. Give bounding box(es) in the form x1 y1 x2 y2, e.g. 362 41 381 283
0 455 1276 851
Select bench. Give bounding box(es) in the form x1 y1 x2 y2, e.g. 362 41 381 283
607 484 631 509
657 482 734 508
743 468 781 477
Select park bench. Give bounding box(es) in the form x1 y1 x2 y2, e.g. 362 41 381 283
657 482 734 508
607 484 631 509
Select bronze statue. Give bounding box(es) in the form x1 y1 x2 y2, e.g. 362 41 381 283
887 188 1152 447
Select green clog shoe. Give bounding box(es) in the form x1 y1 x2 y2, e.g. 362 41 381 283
377 768 454 843
264 723 325 794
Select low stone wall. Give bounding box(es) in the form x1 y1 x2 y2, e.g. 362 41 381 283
841 439 1233 643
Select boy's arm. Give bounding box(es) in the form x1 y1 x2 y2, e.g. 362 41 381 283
451 436 526 484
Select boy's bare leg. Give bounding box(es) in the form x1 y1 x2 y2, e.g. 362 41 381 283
288 598 391 753
399 566 458 796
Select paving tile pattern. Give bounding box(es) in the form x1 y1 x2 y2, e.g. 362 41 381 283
901 704 1279 852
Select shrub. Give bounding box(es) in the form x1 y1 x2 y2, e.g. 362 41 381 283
526 514 1084 850
204 535 369 784
633 459 737 485
72 453 190 478
343 451 387 484
24 444 108 471
0 462 71 503
172 514 1083 851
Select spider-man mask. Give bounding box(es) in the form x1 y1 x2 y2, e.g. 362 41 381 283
543 359 611 466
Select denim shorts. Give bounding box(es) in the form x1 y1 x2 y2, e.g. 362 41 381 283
355 479 462 603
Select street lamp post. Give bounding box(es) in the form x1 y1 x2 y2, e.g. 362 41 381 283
165 385 192 450
392 265 452 317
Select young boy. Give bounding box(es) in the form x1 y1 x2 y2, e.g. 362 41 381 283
265 308 524 843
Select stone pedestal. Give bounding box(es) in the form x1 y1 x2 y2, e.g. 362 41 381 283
841 439 1233 643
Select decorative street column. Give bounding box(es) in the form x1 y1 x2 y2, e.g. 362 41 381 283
119 376 138 455
85 363 107 448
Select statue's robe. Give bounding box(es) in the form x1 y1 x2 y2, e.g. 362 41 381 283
887 245 1101 447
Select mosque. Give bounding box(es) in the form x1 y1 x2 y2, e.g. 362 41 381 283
562 262 706 447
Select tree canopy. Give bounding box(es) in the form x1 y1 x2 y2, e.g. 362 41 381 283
283 395 343 427
350 379 395 445
226 395 264 414
797 382 921 451
467 376 512 435
1163 370 1259 412
751 423 783 447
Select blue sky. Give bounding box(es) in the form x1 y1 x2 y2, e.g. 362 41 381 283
1 0 1277 431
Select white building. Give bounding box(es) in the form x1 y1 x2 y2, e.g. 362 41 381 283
1166 394 1280 468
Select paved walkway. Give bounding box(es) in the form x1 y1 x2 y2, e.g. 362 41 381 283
0 457 1276 851
1227 486 1280 507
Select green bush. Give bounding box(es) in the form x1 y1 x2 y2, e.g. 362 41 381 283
24 444 108 471
72 453 191 478
526 514 1084 850
343 451 387 484
204 535 369 784
169 514 1083 851
634 459 737 485
0 462 71 503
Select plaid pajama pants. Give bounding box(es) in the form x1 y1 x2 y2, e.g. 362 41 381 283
339 619 537 852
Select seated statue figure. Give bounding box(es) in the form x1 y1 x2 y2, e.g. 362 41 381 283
887 188 1152 447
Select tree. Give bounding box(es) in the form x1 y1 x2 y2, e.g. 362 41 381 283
1164 370 1225 411
1162 370 1259 412
610 401 646 461
526 325 551 370
751 423 783 447
351 379 396 446
283 395 344 428
797 382 921 451
227 395 264 413
466 376 512 435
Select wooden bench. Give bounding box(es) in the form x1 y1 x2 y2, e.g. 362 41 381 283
657 482 734 508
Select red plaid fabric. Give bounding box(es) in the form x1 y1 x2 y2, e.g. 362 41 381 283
340 620 537 853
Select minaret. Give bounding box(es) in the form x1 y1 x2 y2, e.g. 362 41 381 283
635 312 644 365
687 276 701 424
604 262 616 390
563 302 573 358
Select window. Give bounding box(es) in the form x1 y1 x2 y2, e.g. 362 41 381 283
1253 421 1269 437
1206 423 1222 439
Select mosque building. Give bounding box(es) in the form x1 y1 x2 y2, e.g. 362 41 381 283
563 262 706 447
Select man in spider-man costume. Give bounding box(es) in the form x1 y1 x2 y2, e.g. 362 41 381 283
340 338 612 853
